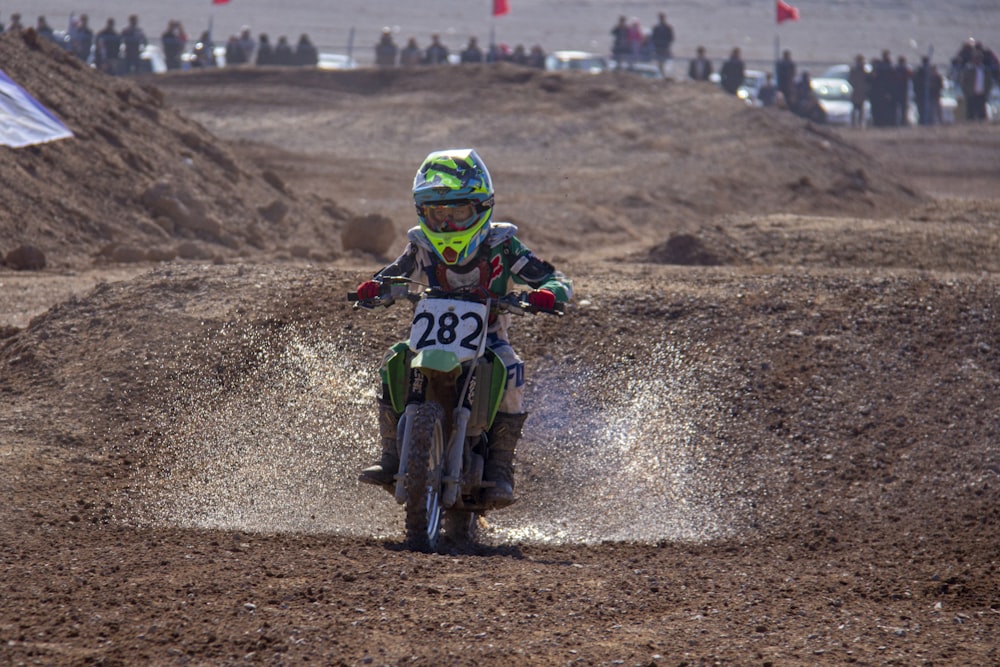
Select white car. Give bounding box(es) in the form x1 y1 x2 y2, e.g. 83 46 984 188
545 50 610 74
139 44 167 74
820 62 871 80
938 79 958 124
709 69 767 105
810 76 856 125
738 69 768 106
318 53 357 70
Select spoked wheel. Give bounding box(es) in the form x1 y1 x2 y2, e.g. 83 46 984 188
404 402 446 552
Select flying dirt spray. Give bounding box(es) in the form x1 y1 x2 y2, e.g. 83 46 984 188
135 323 781 545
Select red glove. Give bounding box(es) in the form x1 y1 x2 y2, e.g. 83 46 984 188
527 289 556 310
356 280 382 300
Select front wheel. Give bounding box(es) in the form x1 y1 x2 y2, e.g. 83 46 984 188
404 402 446 552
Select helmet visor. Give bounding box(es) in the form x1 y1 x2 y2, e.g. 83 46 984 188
421 201 479 232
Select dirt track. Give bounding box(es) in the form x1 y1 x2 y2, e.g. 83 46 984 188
1 31 999 666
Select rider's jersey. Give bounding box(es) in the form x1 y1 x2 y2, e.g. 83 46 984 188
374 222 572 334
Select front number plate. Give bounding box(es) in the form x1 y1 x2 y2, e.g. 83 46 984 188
408 298 488 362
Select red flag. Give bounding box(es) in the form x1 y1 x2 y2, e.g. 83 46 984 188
776 0 799 24
212 0 230 5
493 0 509 17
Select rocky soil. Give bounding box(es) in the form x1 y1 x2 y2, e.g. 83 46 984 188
1 29 998 666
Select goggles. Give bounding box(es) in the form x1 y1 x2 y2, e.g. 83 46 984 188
421 201 480 232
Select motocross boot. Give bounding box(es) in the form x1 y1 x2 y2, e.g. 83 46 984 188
358 400 400 490
482 412 528 508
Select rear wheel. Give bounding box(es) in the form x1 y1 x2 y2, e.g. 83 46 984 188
443 510 479 544
404 402 446 552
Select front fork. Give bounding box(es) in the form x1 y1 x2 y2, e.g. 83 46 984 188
393 402 418 504
393 401 471 507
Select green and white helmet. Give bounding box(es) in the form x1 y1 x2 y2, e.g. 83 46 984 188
413 148 495 265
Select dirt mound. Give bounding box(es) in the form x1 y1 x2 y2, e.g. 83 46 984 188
0 30 349 269
2 32 929 271
152 63 927 262
647 199 1000 271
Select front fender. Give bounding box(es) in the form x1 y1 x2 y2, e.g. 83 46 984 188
411 348 461 375
382 344 463 414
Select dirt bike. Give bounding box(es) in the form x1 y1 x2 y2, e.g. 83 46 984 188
350 277 563 552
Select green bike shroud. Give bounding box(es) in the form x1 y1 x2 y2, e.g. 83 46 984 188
380 342 411 414
380 341 507 429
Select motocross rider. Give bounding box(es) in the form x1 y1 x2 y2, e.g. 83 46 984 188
356 148 572 508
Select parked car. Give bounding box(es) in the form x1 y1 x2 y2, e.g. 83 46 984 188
318 53 357 70
737 69 768 105
820 63 871 81
139 44 167 74
937 79 958 124
810 76 856 125
610 61 664 79
545 50 610 74
709 69 768 105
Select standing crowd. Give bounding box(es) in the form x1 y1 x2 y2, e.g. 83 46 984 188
3 8 997 125
0 12 321 72
605 12 997 126
373 28 547 69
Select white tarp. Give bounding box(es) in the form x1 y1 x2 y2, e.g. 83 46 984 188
0 68 74 148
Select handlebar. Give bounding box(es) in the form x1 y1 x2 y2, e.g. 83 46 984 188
347 277 565 316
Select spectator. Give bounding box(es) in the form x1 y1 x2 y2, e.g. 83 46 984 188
191 31 216 68
528 44 546 69
71 14 94 63
5 13 25 32
460 37 484 64
757 72 779 107
719 47 745 95
238 27 256 63
955 38 977 68
225 35 247 65
610 16 629 69
424 34 449 65
892 55 912 125
793 71 826 123
488 41 511 63
776 49 796 104
848 54 871 128
650 12 674 78
869 50 895 126
375 28 398 66
399 37 421 66
273 36 294 66
928 65 945 125
981 42 1000 81
35 16 56 43
961 50 993 121
120 15 147 75
510 44 529 66
688 45 713 81
625 17 643 68
951 37 998 80
912 56 934 125
161 20 187 71
255 33 273 66
295 34 318 67
95 18 121 75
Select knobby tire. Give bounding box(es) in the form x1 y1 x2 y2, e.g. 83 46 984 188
404 402 446 552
